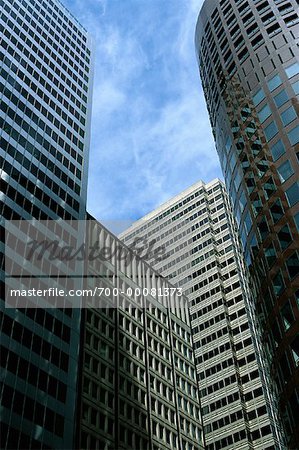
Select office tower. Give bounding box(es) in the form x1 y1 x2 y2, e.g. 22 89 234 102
195 1 299 447
76 216 205 450
0 0 93 448
121 179 286 450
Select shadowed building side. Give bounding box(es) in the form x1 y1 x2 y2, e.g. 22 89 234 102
75 215 205 450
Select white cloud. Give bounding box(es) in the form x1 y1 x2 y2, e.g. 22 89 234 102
92 81 126 117
64 0 223 222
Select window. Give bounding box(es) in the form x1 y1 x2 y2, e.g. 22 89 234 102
264 121 278 141
252 195 262 215
270 198 284 223
281 300 295 331
274 89 289 107
258 216 269 239
286 252 299 279
265 244 276 267
290 336 299 365
251 33 263 48
294 212 299 233
258 104 272 123
252 88 265 106
268 74 282 91
286 182 299 206
292 80 299 95
239 190 247 212
278 224 292 250
264 176 276 199
273 270 285 296
287 125 299 145
270 139 286 161
244 211 253 232
234 167 242 190
285 62 299 79
267 21 280 36
277 160 294 182
281 106 297 126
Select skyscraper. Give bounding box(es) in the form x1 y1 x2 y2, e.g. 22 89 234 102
0 0 93 448
195 1 299 447
76 216 205 450
121 179 285 450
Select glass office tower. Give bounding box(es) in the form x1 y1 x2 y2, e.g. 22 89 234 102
0 0 93 448
76 216 205 450
121 179 285 450
195 1 299 447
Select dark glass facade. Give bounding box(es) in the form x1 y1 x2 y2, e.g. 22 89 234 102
0 0 93 448
195 1 299 447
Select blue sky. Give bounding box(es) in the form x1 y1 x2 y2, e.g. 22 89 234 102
63 0 222 223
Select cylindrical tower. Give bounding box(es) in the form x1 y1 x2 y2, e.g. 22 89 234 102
195 1 299 448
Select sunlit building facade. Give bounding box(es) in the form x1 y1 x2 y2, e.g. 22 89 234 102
121 179 285 450
195 1 299 447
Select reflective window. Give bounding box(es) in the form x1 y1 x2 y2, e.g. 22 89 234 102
258 104 272 123
268 74 282 91
252 195 263 215
229 151 237 172
234 167 242 191
294 212 299 233
277 160 294 182
250 233 259 257
256 159 269 178
241 154 250 170
287 125 299 146
278 224 292 250
225 135 232 152
290 336 299 366
270 139 286 161
245 171 256 193
271 318 282 346
226 166 232 191
270 198 284 223
286 182 299 207
252 88 265 106
239 190 247 212
251 140 263 156
244 211 252 233
245 122 257 138
274 89 289 108
236 138 245 153
264 121 278 141
241 107 251 121
286 252 299 279
292 80 299 95
273 270 285 296
258 216 269 240
264 176 276 200
285 62 299 79
265 244 276 268
281 300 295 331
281 106 297 126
